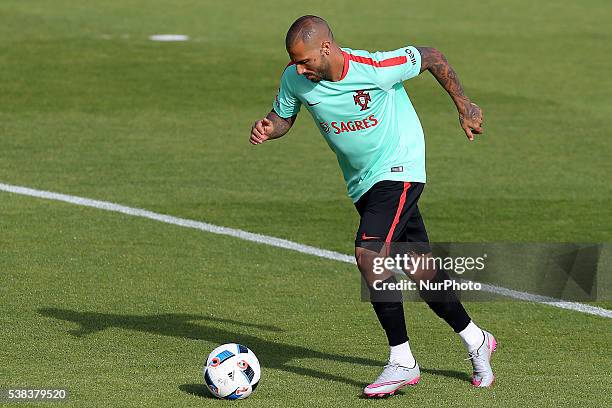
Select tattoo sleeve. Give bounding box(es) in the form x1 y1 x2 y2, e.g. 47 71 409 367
266 110 297 139
415 47 469 111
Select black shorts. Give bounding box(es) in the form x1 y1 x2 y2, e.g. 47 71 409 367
354 181 431 254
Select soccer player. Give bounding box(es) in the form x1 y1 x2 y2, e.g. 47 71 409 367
249 15 496 397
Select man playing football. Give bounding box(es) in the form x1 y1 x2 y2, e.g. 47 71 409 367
249 15 495 397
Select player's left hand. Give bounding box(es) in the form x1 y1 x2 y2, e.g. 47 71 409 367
458 101 483 141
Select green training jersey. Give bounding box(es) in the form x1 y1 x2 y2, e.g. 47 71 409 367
273 45 425 202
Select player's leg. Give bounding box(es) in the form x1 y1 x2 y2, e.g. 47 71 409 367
401 204 497 387
401 206 471 333
354 181 421 397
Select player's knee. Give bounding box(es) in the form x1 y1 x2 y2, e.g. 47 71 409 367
408 252 438 282
355 246 375 271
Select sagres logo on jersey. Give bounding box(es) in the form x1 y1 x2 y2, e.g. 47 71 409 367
353 90 371 111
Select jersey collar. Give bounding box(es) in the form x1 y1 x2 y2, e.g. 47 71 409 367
339 50 350 81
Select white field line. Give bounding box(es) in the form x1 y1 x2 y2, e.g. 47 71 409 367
1 182 610 319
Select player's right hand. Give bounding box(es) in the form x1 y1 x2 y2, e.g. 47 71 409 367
250 117 274 145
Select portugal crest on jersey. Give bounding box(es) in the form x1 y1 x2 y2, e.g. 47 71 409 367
353 90 371 111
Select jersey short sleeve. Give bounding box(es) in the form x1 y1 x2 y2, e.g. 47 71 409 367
368 45 422 91
272 65 301 119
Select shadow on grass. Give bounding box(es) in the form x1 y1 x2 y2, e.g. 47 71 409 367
38 307 470 394
179 383 215 399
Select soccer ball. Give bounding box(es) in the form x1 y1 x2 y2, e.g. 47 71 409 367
203 343 261 400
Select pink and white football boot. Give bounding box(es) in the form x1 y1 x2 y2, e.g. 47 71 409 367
467 330 497 387
363 361 420 398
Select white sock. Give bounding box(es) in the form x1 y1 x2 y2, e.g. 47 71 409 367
389 341 416 367
459 321 485 351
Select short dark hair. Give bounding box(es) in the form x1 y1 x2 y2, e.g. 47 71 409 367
285 15 333 49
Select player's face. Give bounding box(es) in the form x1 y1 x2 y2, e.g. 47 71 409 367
288 41 331 82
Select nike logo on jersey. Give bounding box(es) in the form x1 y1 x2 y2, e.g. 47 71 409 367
307 101 321 106
361 233 382 241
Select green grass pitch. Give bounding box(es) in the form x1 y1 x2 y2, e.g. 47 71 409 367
1 0 611 406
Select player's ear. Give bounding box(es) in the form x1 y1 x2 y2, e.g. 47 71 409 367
320 40 331 56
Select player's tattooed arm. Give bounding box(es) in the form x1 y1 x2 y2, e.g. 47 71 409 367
416 47 483 141
250 111 297 145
